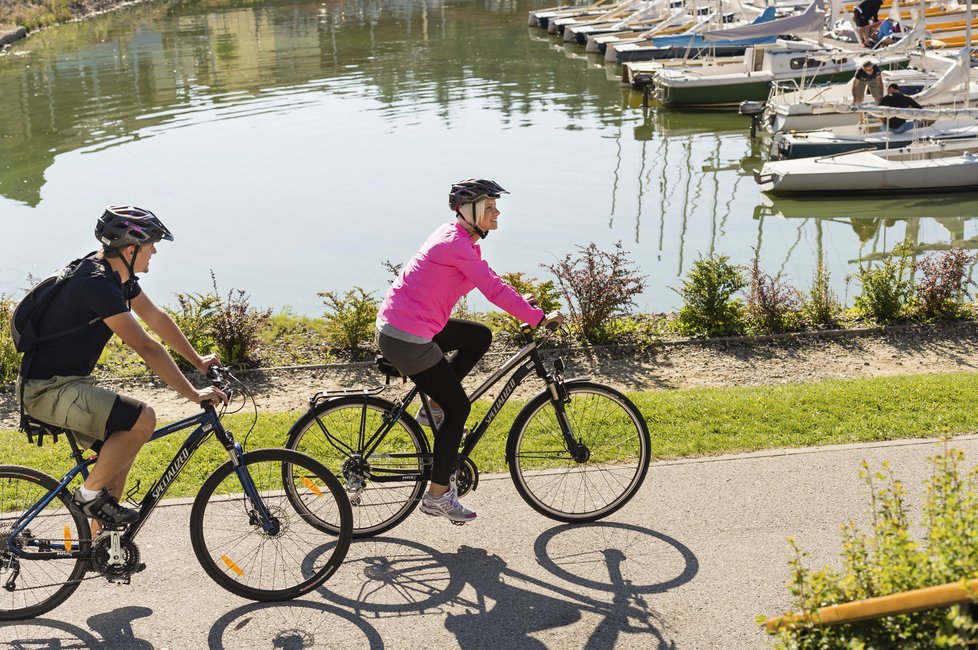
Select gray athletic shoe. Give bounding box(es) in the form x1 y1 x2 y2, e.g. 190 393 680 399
415 405 445 429
418 488 477 522
71 488 138 526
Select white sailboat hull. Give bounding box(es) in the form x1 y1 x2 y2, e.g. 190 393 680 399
756 140 978 194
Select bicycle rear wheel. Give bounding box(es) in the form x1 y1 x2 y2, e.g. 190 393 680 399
0 466 91 620
506 381 651 522
189 449 352 601
286 395 429 537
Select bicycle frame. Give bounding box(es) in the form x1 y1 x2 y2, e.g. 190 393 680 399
316 330 577 484
4 405 257 560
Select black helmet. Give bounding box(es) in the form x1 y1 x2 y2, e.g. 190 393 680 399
448 179 508 212
95 206 174 249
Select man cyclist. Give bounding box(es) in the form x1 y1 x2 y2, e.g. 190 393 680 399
19 206 227 527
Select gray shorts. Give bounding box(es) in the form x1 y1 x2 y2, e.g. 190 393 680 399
376 331 444 377
21 375 140 450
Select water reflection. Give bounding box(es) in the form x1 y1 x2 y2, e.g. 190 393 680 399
1 0 976 313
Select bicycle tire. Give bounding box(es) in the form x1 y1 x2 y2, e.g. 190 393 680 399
506 381 651 522
189 449 352 601
286 395 429 538
0 466 91 620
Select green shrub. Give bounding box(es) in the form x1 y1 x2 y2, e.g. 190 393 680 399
746 256 801 335
913 249 976 321
260 311 332 366
544 242 646 344
803 257 841 329
673 254 747 338
209 276 271 369
0 297 20 385
765 445 978 649
486 272 562 342
319 287 378 353
853 243 915 325
164 291 219 370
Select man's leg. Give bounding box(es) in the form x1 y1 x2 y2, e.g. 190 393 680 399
83 405 155 494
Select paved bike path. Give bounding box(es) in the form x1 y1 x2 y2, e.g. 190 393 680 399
3 434 975 649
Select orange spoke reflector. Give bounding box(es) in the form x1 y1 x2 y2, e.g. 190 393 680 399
300 476 324 497
64 526 72 552
221 555 244 577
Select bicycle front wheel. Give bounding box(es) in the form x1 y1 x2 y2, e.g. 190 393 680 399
189 449 352 601
286 395 429 537
0 466 91 620
506 381 651 522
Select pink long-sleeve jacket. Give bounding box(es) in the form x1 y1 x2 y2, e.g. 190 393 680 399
378 222 545 339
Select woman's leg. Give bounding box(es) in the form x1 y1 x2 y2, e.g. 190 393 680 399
410 358 471 494
432 319 492 380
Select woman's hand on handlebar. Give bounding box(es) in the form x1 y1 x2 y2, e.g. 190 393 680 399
539 310 565 330
522 292 539 307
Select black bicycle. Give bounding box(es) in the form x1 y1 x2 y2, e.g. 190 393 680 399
286 322 651 537
0 367 353 620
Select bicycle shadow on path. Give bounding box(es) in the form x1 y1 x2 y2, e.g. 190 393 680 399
317 522 696 649
207 600 384 649
0 606 152 649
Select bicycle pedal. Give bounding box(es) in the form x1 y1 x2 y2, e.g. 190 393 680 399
106 575 132 585
136 563 146 574
450 520 466 527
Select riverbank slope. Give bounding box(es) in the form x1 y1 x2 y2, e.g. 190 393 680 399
0 0 135 41
3 321 976 429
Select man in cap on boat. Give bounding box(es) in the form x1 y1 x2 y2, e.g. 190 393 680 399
851 59 883 105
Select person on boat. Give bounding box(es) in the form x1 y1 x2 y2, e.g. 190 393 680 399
18 206 228 528
375 178 563 524
852 0 883 46
878 83 922 133
851 59 883 104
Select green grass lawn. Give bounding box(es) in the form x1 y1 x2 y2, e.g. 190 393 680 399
2 371 976 502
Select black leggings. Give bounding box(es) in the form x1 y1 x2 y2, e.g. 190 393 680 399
410 319 492 486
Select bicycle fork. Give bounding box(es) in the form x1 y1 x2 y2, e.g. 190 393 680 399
227 443 279 536
546 371 590 464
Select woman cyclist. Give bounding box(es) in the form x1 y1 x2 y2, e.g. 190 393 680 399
376 178 563 523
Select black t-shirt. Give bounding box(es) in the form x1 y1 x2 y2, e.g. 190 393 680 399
879 91 922 128
26 254 142 380
854 65 881 82
855 0 882 20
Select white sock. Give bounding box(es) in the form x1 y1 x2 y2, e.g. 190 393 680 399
77 485 100 502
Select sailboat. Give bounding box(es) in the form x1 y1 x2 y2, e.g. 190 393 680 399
755 116 978 195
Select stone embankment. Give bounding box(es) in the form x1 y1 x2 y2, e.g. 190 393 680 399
0 25 26 46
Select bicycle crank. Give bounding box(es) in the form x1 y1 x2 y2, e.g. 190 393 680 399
452 457 479 498
91 532 144 584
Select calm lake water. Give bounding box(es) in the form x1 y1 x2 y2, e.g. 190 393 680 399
2 0 977 314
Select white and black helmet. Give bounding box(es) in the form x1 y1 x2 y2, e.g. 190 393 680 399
448 179 508 212
95 206 174 249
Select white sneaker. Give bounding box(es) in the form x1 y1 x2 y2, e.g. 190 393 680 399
415 405 445 429
418 488 477 522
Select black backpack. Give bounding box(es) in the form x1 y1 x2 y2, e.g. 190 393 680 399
11 253 107 442
10 253 105 355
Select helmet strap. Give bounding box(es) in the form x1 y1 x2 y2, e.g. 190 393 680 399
122 246 139 307
456 207 488 240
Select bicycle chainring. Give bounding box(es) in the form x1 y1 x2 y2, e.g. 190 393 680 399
91 535 142 584
453 458 479 497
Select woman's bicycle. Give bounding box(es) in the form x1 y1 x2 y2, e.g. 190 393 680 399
285 321 651 537
0 367 353 620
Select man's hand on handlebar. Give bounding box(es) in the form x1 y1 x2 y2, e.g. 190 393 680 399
194 385 229 407
195 353 223 375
